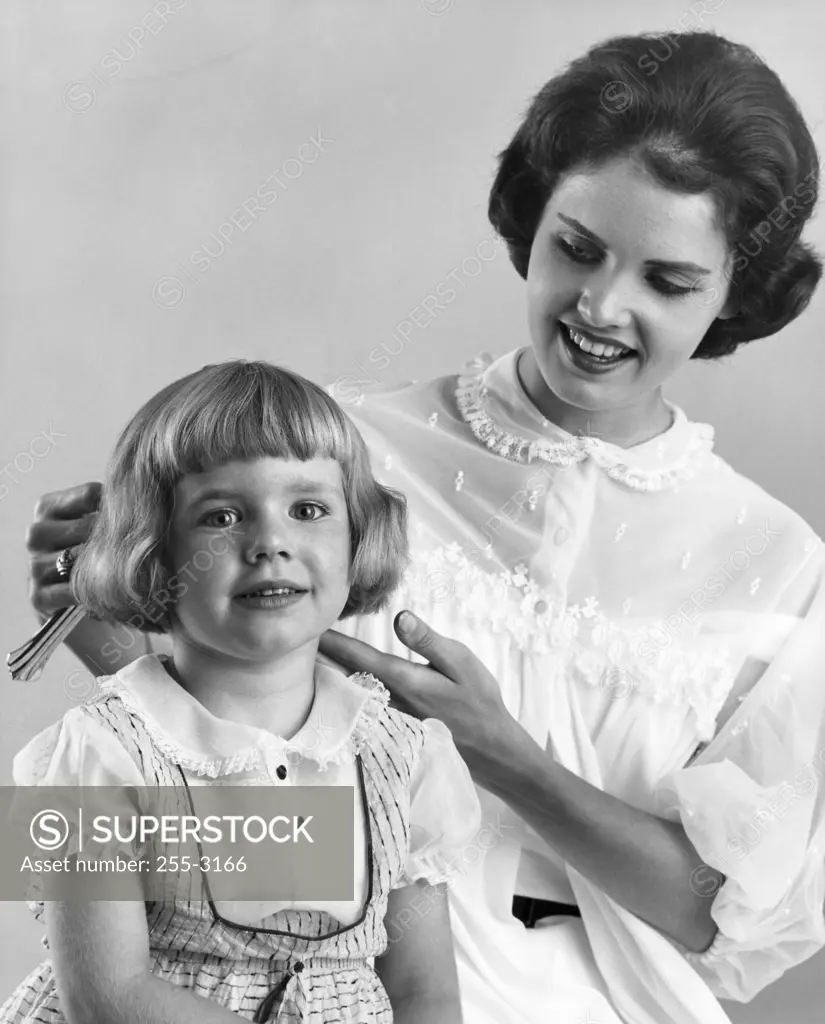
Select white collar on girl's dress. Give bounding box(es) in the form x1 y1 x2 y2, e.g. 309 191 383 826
455 349 717 491
96 654 390 778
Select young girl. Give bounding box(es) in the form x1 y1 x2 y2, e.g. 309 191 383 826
2 361 480 1024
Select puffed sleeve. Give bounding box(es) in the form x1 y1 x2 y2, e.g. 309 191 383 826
397 718 482 888
655 542 825 1002
12 706 149 922
14 706 147 788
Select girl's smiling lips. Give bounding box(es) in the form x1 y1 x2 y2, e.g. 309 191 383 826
233 577 309 599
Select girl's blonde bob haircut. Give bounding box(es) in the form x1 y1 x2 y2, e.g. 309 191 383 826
72 361 408 634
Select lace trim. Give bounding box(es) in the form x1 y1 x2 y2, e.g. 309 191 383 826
94 673 390 778
455 358 715 491
401 544 735 741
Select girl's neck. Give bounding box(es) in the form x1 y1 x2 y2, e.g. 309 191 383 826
167 639 318 740
516 348 674 449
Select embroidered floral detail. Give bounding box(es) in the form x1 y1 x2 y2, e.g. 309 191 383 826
681 552 692 570
455 359 715 491
614 523 627 542
736 506 747 525
512 563 529 587
454 470 464 492
400 545 735 740
622 598 633 615
749 577 761 596
527 488 541 511
384 455 393 471
428 412 439 427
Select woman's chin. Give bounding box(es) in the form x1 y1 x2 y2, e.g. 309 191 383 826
536 344 634 415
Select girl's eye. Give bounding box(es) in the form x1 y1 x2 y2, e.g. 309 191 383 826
291 502 329 522
555 236 601 265
649 275 697 298
201 508 240 528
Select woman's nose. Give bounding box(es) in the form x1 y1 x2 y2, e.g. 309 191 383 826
577 269 633 329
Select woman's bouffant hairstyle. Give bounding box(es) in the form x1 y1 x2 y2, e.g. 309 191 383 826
489 31 822 358
71 361 408 633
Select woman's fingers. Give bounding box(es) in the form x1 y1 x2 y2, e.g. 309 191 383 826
25 483 101 616
319 630 394 677
26 515 96 555
33 481 102 521
28 579 76 617
393 611 468 681
318 630 423 692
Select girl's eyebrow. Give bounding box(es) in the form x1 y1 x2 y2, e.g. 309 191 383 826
188 480 338 507
556 213 711 277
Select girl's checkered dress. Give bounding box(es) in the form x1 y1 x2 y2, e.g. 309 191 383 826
1 657 480 1023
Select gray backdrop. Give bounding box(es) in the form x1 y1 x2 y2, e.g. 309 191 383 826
1 1 824 1020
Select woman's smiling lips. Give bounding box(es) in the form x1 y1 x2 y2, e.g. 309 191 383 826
557 321 637 375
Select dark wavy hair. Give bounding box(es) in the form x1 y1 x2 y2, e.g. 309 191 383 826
72 361 408 633
489 31 822 358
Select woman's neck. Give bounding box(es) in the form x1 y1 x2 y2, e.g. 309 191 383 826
167 639 318 740
516 348 674 448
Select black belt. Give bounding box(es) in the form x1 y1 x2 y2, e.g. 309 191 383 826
512 895 580 928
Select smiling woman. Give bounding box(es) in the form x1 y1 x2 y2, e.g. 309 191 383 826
518 156 739 442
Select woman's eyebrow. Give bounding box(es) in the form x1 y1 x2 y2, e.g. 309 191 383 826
558 213 607 247
556 214 711 276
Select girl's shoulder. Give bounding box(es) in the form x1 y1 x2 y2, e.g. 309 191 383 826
13 687 148 788
347 672 429 763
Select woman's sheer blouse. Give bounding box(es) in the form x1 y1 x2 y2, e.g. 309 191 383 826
336 349 825 1008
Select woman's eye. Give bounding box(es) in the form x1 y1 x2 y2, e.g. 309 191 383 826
202 508 240 528
555 237 600 265
650 275 696 298
292 502 328 522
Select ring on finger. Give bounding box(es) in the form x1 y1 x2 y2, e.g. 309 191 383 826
55 547 77 579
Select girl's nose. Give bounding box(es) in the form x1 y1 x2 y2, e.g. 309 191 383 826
243 518 293 564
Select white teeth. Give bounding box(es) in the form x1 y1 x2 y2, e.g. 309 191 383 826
568 328 628 359
244 588 294 597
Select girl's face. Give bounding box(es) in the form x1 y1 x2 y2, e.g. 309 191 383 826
166 456 352 664
525 155 734 418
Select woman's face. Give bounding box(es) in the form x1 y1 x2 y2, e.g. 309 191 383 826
525 155 734 417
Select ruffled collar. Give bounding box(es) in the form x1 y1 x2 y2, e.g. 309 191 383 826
456 350 716 492
97 654 389 777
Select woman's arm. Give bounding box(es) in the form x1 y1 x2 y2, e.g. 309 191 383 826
472 722 721 953
321 616 724 955
46 899 245 1024
377 880 463 1024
